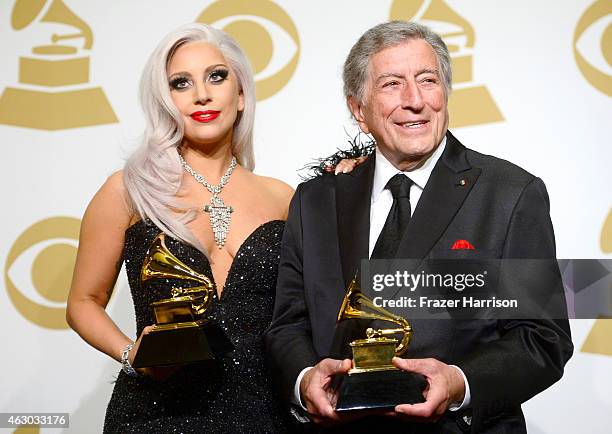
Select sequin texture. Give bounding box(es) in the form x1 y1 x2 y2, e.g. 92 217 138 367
104 220 291 433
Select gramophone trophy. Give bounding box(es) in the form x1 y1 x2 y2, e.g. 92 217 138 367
334 277 426 411
132 233 232 368
0 0 117 130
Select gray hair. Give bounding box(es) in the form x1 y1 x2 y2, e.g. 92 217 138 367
343 21 452 106
123 23 256 251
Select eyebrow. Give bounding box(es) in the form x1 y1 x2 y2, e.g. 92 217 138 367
167 63 229 79
417 68 440 77
375 73 404 83
374 68 440 84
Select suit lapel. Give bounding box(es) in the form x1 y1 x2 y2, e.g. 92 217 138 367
336 153 376 286
398 131 481 259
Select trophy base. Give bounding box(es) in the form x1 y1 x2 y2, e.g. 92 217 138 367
132 320 233 368
335 369 426 412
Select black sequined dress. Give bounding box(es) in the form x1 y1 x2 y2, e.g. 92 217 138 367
104 220 290 434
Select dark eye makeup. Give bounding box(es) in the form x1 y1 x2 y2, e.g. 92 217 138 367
209 68 229 83
169 76 190 90
168 68 229 90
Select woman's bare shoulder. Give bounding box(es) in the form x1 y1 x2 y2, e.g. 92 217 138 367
255 175 294 200
100 171 130 206
239 173 294 219
84 170 135 227
102 170 125 191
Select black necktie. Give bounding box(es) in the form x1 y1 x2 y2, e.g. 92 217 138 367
371 174 413 259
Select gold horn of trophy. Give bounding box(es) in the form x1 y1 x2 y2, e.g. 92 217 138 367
132 233 233 368
339 277 412 373
0 0 117 130
334 276 426 411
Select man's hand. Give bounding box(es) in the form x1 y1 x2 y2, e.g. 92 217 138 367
391 357 465 422
300 358 352 424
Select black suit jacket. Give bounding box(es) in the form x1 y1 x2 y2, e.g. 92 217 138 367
265 132 573 433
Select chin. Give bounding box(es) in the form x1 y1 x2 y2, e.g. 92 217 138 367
398 143 436 158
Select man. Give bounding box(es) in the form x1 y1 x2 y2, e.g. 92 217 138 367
265 21 572 433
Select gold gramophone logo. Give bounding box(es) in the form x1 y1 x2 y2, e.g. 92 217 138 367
581 208 612 357
4 217 80 329
196 0 300 101
582 318 612 356
390 0 504 128
573 0 611 96
0 0 118 130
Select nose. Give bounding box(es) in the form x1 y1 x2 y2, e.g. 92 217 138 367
401 80 424 111
193 82 210 106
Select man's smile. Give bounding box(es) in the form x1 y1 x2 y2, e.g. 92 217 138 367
394 120 429 129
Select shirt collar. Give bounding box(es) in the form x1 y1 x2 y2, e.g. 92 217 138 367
372 136 447 203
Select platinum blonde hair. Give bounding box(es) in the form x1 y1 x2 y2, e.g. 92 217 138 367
124 23 256 251
343 21 452 107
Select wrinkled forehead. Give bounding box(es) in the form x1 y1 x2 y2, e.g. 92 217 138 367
367 38 440 81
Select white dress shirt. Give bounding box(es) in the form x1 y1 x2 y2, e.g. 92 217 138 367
369 137 446 257
294 137 471 412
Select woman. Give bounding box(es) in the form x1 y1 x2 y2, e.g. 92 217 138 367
66 23 299 433
67 21 363 432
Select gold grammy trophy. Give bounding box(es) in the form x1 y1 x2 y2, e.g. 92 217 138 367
391 0 503 128
132 233 232 368
0 0 117 130
334 277 426 411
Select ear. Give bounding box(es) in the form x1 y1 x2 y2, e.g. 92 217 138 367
237 89 245 112
347 96 370 134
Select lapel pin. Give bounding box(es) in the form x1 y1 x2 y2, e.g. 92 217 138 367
457 179 467 186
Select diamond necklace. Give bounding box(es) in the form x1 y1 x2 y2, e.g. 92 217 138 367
179 153 237 249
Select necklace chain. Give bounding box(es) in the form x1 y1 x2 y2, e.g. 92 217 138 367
179 154 237 194
179 153 237 249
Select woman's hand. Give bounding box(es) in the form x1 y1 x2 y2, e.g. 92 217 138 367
127 325 154 368
325 156 368 175
128 325 180 381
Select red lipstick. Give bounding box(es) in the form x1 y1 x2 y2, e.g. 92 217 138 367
190 110 220 123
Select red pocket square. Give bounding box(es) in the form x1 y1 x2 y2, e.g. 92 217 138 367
451 239 475 250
